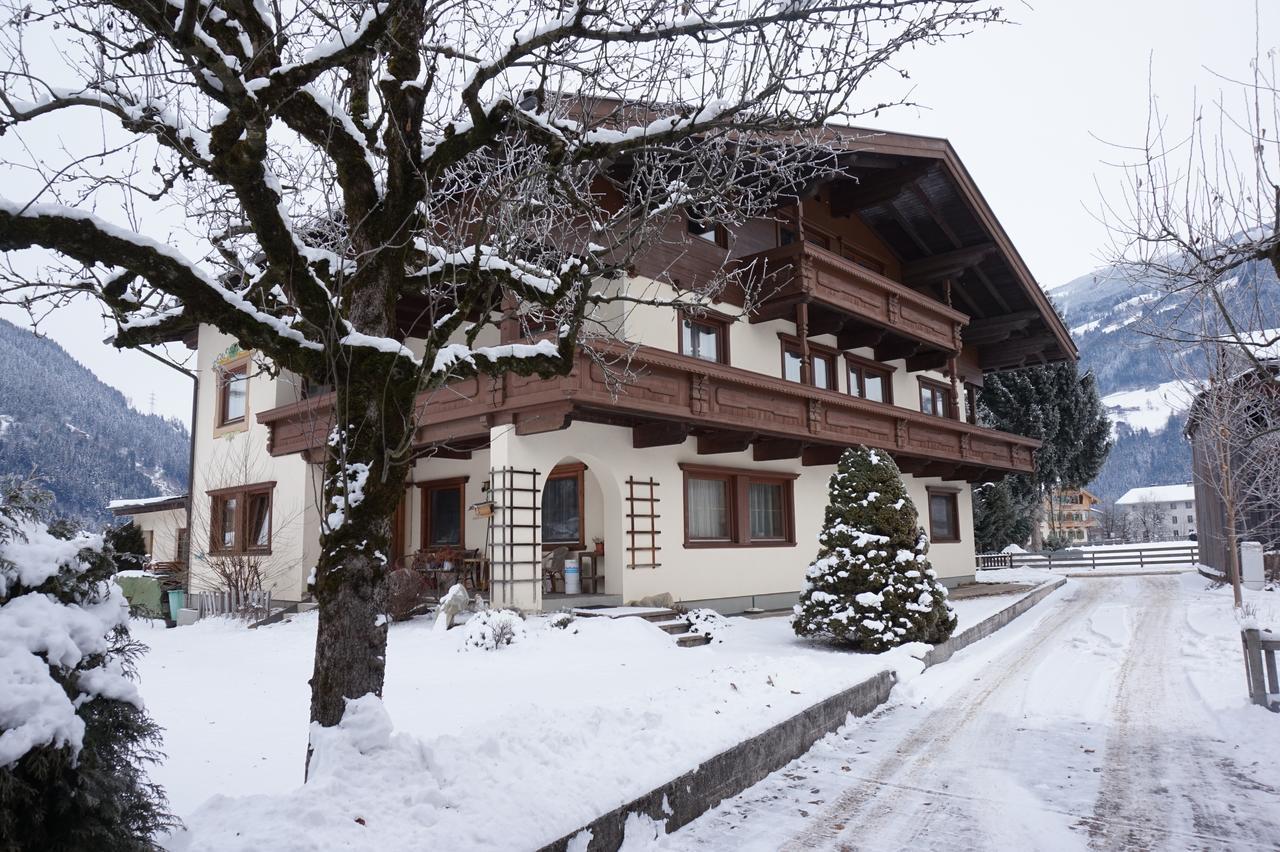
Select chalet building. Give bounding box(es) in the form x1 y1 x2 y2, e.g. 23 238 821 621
107 495 189 569
1041 488 1101 544
174 127 1074 613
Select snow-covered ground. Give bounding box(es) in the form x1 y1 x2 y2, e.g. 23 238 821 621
138 590 1037 851
657 574 1280 851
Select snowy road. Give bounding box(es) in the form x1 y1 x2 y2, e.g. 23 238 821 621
660 577 1280 852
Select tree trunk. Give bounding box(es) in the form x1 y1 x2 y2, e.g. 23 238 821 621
1030 489 1045 551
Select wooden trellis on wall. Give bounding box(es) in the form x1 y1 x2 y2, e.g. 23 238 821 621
625 476 661 570
486 466 542 607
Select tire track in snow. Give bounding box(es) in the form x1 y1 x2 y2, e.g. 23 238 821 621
1082 575 1280 851
778 579 1108 851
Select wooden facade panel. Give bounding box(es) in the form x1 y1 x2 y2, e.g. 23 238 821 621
712 384 807 431
821 406 897 446
259 346 1038 475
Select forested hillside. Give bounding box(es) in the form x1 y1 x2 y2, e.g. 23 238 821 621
1050 255 1280 501
0 318 189 526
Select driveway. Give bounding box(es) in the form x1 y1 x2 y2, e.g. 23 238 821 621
662 576 1280 851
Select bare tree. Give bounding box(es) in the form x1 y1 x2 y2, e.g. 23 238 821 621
1123 499 1169 543
0 0 1003 751
1186 344 1280 607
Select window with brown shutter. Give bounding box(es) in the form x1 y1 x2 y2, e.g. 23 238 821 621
208 483 274 554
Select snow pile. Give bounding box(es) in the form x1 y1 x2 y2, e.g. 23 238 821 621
0 516 136 766
683 608 729 642
460 609 526 651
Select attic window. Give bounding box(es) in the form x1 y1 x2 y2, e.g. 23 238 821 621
687 214 726 248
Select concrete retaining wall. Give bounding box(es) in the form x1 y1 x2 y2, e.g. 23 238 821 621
539 577 1067 851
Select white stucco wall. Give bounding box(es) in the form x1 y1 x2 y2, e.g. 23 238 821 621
485 420 976 611
122 507 187 564
188 326 315 601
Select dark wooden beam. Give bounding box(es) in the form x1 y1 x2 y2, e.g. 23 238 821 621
514 404 572 435
697 431 756 455
971 266 1012 314
962 310 1040 345
895 456 932 476
875 338 922 362
980 336 1050 369
830 162 937 216
885 201 933 254
837 324 887 351
805 310 846 337
801 445 845 466
902 243 996 286
753 438 805 461
633 421 691 449
905 350 950 372
748 295 803 324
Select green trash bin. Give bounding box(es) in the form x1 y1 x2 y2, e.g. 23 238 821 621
167 589 186 621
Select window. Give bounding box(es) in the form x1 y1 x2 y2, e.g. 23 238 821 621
682 464 797 546
142 529 154 557
175 527 189 563
687 474 732 541
679 314 728 364
1169 502 1177 510
209 483 274 554
687 215 726 248
964 383 979 424
919 380 953 418
542 464 584 548
1184 501 1193 509
1187 515 1194 524
847 356 892 404
420 478 467 548
927 490 959 543
216 361 249 426
781 337 837 390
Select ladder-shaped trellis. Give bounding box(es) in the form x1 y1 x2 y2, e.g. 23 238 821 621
625 476 661 570
486 466 542 608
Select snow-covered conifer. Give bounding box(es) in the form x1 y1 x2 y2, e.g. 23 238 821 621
793 447 956 651
0 477 174 850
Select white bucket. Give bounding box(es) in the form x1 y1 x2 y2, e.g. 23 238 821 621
563 561 581 595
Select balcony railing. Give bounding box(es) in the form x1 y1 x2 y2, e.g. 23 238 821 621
258 345 1038 479
735 241 968 356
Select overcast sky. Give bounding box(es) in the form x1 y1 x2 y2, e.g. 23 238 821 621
3 0 1275 425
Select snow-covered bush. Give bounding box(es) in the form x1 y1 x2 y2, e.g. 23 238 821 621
684 608 729 642
0 477 175 849
793 447 956 651
548 611 575 630
461 609 526 651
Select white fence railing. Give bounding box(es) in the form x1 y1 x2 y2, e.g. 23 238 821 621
189 589 273 618
977 545 1199 573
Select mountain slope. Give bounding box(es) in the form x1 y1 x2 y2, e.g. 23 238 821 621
0 318 189 526
1049 256 1280 501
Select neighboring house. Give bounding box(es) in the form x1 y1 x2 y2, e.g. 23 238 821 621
108 495 190 568
1042 488 1102 543
1115 484 1197 541
1186 361 1280 576
160 126 1075 613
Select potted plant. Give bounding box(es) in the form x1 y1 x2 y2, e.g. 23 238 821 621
592 536 604 556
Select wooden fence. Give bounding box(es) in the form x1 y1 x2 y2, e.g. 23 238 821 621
189 589 273 619
1242 628 1280 711
976 545 1199 574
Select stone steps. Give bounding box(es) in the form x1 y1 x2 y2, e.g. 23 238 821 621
572 607 711 647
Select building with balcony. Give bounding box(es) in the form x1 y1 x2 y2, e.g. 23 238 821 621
179 126 1074 613
1041 488 1102 544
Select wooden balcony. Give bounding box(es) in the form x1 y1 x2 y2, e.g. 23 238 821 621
735 241 968 365
259 346 1037 481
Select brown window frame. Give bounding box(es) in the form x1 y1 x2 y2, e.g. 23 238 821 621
687 214 728 249
207 482 275 555
541 463 586 551
779 334 839 391
215 359 250 428
680 463 798 548
419 477 468 550
963 382 979 424
926 487 961 544
175 527 189 563
678 311 731 365
918 377 954 419
845 352 894 404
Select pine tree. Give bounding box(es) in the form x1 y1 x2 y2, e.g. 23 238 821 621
793 447 957 651
973 478 1034 552
980 362 1112 548
0 477 175 851
107 522 149 572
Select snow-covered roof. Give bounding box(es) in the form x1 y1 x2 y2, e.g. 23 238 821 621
1114 484 1195 505
107 494 188 515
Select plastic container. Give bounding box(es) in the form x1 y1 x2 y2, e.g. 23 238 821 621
167 589 186 621
563 561 581 595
